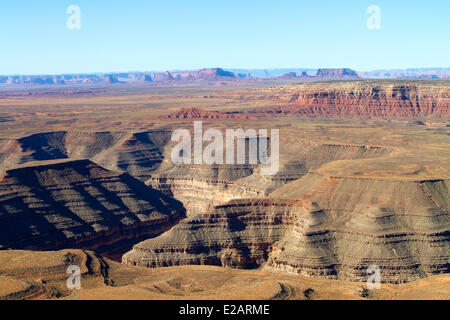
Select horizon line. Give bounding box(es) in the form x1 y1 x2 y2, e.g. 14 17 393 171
2 66 450 77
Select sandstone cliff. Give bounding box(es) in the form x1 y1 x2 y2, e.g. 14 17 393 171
251 80 449 118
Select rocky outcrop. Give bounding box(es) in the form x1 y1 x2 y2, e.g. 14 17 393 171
138 74 153 82
123 174 449 283
197 68 236 79
104 75 120 84
315 68 360 80
0 159 185 260
277 71 313 80
0 130 172 182
149 68 242 82
249 80 450 118
147 142 392 216
157 108 255 120
278 72 299 79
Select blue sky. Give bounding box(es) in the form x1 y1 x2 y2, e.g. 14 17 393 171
0 0 449 74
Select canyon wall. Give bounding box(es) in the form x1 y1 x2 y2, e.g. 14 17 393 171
0 130 172 182
0 159 185 260
148 141 392 216
124 174 450 283
252 81 450 118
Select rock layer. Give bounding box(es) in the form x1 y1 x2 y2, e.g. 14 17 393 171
0 130 172 182
250 80 450 118
0 159 185 260
123 174 449 283
148 142 392 216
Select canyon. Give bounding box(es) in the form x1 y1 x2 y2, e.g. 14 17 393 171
0 79 448 299
0 159 185 260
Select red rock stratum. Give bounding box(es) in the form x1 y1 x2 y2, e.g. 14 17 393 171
250 80 449 118
0 159 185 260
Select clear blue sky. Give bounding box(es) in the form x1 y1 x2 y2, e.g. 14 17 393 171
1 0 448 75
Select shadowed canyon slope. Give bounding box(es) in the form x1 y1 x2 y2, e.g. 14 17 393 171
0 130 172 182
0 159 185 260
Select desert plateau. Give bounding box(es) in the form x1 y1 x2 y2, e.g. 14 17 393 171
0 77 448 301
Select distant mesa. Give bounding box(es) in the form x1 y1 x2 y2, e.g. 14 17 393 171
2 74 106 85
0 68 251 86
104 74 120 83
277 68 360 81
315 68 360 80
198 68 235 79
278 71 313 80
157 107 256 120
154 68 245 81
0 68 247 86
359 68 450 79
139 74 153 82
136 68 247 83
164 71 175 80
275 69 358 81
278 72 299 79
2 67 449 86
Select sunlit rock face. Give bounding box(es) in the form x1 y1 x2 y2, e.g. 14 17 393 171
124 175 449 283
249 81 450 118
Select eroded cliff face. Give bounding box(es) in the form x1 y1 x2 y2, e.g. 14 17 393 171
0 130 393 219
0 130 172 183
0 159 185 260
147 142 392 216
148 165 264 215
252 81 450 118
123 174 450 283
